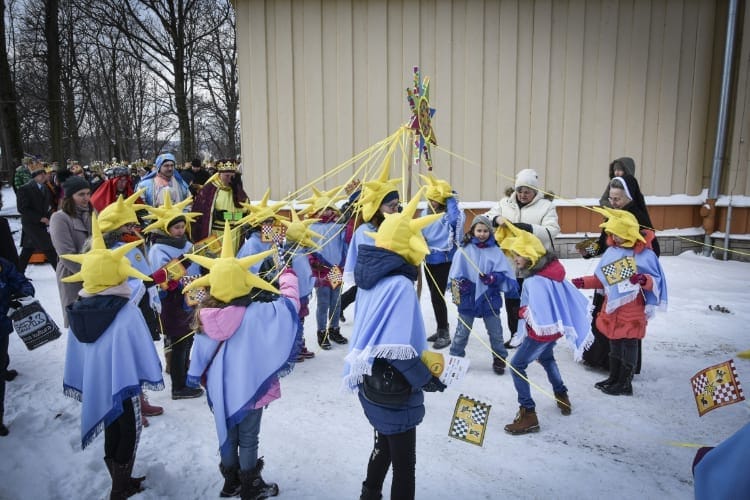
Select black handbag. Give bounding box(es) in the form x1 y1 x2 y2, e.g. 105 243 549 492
362 358 412 406
9 298 61 350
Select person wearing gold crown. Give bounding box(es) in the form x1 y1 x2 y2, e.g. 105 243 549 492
191 160 249 247
500 223 590 435
419 173 464 350
572 208 667 397
182 222 300 499
343 189 446 500
99 191 165 423
61 213 164 499
144 193 204 400
300 186 348 349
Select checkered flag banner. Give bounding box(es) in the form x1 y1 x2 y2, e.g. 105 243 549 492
261 223 286 245
600 256 636 285
691 359 745 416
181 275 208 307
449 394 491 446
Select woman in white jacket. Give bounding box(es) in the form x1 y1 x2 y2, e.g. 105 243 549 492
484 169 560 348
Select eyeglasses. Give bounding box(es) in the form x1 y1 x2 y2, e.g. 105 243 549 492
383 200 400 211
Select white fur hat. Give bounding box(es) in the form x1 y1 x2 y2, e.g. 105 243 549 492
514 169 539 190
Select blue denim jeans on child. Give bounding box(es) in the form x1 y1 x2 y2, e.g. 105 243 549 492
315 286 341 330
449 313 508 360
221 407 263 470
510 338 567 410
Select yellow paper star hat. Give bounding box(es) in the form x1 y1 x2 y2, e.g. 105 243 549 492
182 221 279 302
298 186 346 216
420 173 453 205
61 213 152 293
500 221 547 267
142 190 202 234
358 146 402 222
98 189 147 233
365 187 442 265
237 189 287 227
592 206 646 248
281 208 323 249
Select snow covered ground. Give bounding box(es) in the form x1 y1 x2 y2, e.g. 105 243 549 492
1 185 748 499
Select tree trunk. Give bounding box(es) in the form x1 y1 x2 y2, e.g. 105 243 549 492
45 0 64 165
174 53 193 162
0 0 25 176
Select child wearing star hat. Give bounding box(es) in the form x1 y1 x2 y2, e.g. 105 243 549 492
500 223 590 435
343 188 446 500
183 221 300 499
62 214 164 499
571 208 667 397
143 191 204 400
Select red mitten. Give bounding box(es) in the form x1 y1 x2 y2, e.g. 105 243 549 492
629 273 648 286
151 268 168 284
166 279 180 292
571 277 584 289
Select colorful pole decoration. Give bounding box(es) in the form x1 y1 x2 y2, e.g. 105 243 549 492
406 66 437 170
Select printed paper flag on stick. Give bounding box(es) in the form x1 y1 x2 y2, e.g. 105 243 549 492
691 359 745 416
449 394 491 446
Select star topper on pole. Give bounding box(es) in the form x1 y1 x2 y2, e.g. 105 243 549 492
406 66 437 170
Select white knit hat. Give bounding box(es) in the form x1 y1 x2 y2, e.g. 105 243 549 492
514 169 539 190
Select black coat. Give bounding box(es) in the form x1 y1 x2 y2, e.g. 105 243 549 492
17 180 54 251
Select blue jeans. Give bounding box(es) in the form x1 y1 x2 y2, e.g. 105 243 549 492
449 313 507 360
510 338 567 410
221 407 263 470
315 286 341 331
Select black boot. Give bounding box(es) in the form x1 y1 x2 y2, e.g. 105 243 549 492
504 333 517 349
0 412 8 436
600 363 634 396
240 458 279 500
219 462 241 497
104 458 145 496
110 460 142 499
594 355 621 390
432 327 451 349
360 481 383 500
328 327 348 345
317 329 332 350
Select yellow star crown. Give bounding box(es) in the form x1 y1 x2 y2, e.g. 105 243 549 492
98 189 148 233
365 187 442 266
358 142 402 222
592 206 646 248
500 221 547 268
237 188 287 228
141 191 202 235
281 208 323 249
298 186 346 217
61 213 152 293
182 221 280 303
420 173 453 205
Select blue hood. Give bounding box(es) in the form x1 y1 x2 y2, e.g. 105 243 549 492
354 245 418 290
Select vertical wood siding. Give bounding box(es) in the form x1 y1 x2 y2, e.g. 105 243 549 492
236 0 749 202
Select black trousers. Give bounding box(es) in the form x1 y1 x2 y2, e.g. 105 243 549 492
341 286 357 312
0 333 8 414
104 398 137 464
364 428 416 500
424 262 451 330
169 335 194 391
18 246 58 273
504 277 525 335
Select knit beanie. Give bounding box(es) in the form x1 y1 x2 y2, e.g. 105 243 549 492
514 169 539 191
63 176 90 196
471 215 493 231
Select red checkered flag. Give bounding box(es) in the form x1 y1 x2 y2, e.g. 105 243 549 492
691 359 745 416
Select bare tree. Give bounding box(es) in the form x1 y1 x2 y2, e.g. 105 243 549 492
0 0 25 177
44 0 64 165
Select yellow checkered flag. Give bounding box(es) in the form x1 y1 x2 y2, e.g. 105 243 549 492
691 359 745 416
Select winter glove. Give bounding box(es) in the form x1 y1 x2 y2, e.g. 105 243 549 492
457 279 472 294
423 376 447 393
571 277 585 289
151 268 168 285
166 279 180 292
629 273 648 286
479 273 496 286
514 222 533 233
147 285 162 314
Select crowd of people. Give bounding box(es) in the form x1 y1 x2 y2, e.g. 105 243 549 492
1 153 671 500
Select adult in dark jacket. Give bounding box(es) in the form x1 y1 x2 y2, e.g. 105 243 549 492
0 257 35 435
343 191 445 500
0 192 20 268
16 164 58 273
581 172 659 373
599 157 636 207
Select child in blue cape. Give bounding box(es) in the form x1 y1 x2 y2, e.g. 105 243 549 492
343 189 446 500
183 222 300 500
62 214 164 499
448 215 518 374
500 223 591 435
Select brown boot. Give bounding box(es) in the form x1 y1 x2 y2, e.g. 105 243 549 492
139 393 163 417
504 407 540 435
555 392 572 415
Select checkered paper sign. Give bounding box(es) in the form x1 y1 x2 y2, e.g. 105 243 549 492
181 274 208 307
449 394 491 446
600 256 637 285
575 238 600 257
691 359 745 416
327 265 343 289
450 278 464 305
261 223 286 244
